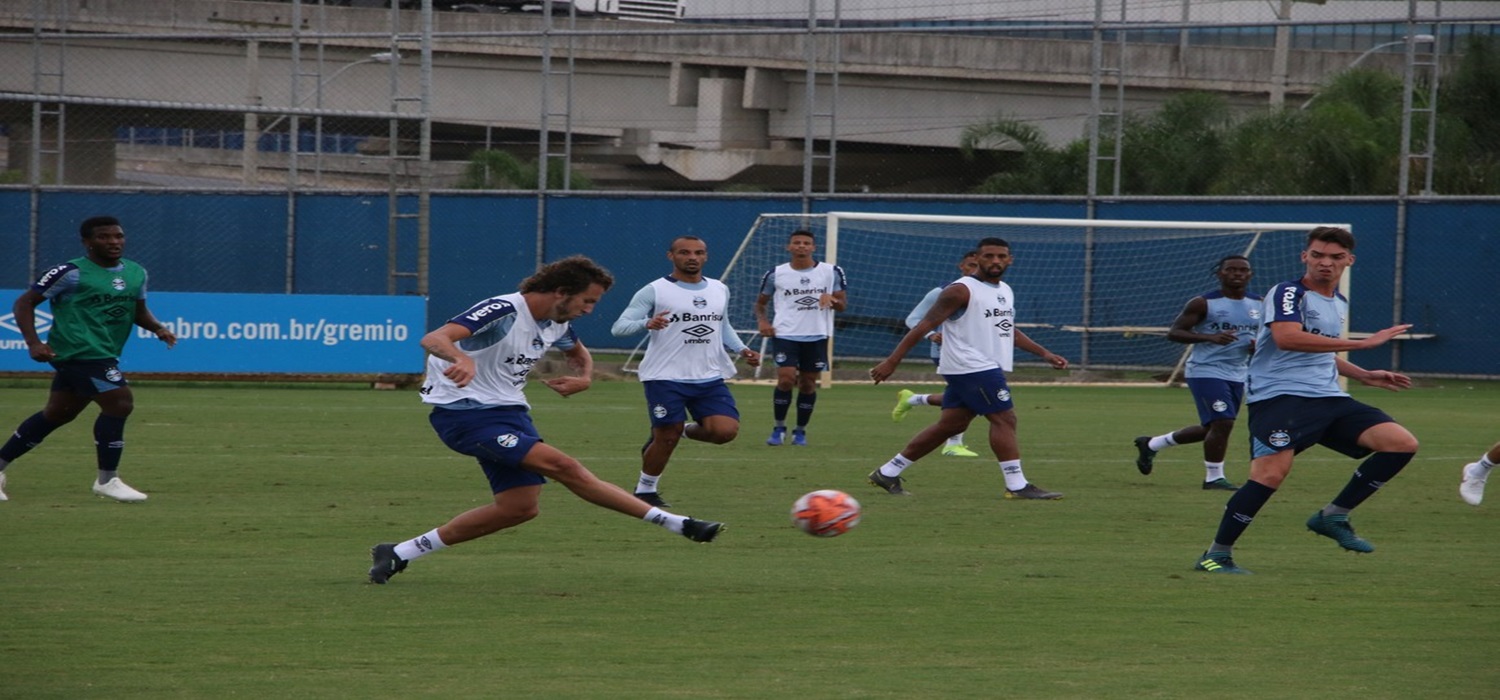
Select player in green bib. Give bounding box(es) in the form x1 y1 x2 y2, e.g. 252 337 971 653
0 216 177 502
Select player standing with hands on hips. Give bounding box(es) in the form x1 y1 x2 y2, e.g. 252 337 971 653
867 237 1068 501
753 230 848 447
1194 226 1418 575
0 216 177 503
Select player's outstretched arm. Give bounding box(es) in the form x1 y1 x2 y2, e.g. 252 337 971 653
1269 321 1414 354
871 284 967 383
1336 357 1413 392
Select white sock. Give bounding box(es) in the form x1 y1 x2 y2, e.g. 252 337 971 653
1478 454 1496 472
999 459 1028 491
878 453 913 478
636 473 660 494
1204 462 1226 481
946 433 965 447
908 394 929 407
643 506 686 534
393 528 447 561
1148 433 1177 452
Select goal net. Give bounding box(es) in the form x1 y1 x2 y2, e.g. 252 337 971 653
714 211 1351 383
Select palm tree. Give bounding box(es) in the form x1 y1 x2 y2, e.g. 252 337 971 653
1116 92 1233 195
959 37 1500 196
1434 36 1500 194
958 117 1087 195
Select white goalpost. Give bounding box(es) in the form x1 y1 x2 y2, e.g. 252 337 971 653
699 211 1353 385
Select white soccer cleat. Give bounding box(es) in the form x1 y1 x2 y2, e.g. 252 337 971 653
0 471 8 501
92 477 148 503
1460 463 1488 506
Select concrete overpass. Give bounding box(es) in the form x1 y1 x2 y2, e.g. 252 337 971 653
0 0 1423 190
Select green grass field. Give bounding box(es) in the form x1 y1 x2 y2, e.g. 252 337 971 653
3 377 1497 698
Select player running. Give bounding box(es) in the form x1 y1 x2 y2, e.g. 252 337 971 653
1133 255 1260 491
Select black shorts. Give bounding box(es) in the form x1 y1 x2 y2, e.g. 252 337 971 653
1246 394 1395 460
49 358 128 397
770 338 828 373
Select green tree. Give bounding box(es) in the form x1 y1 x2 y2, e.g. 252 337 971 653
1216 69 1405 195
958 117 1087 195
457 149 592 190
1434 36 1500 194
1115 92 1233 195
960 36 1500 196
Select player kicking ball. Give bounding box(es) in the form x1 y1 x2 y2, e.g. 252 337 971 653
368 257 722 585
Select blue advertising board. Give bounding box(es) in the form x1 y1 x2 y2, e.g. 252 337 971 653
0 291 426 374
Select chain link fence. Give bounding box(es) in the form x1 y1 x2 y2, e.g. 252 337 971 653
1 1 1497 376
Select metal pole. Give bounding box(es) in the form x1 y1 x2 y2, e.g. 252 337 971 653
243 39 261 186
535 0 555 268
284 0 304 294
801 0 818 213
1269 0 1292 106
1086 0 1103 200
417 0 433 297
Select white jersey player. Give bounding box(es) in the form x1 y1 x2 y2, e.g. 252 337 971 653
367 256 724 585
867 237 1069 501
752 230 848 446
611 235 761 508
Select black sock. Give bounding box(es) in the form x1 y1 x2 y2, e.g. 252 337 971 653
1329 452 1415 511
795 392 817 429
0 412 63 463
1211 480 1277 550
94 414 127 480
772 389 792 423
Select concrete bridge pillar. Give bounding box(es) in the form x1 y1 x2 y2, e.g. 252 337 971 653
694 77 769 151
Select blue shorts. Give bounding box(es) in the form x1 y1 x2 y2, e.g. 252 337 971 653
50 359 128 397
1186 377 1245 424
428 406 547 494
940 368 1014 415
771 338 828 372
642 379 739 427
1246 395 1396 460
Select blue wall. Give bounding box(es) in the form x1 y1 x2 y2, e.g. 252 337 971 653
2 191 1494 376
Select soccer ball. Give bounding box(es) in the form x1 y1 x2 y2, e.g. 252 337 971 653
791 489 862 537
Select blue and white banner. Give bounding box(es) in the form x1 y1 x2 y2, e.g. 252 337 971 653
0 291 426 374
